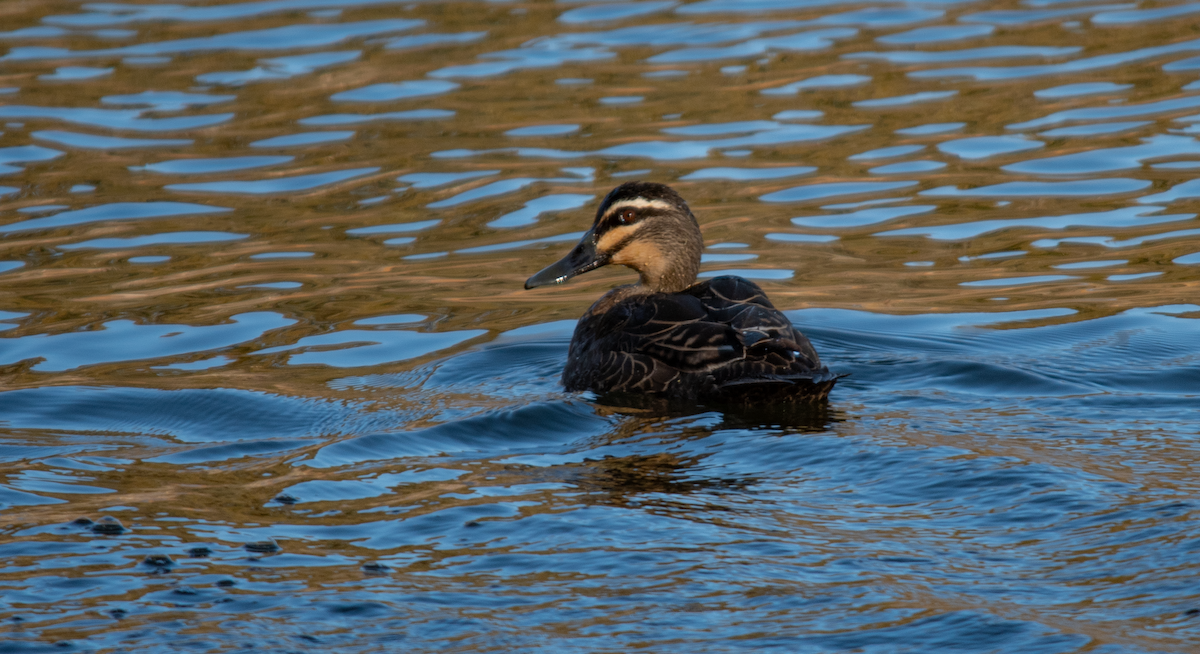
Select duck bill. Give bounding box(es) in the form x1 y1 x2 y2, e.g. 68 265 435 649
525 231 608 289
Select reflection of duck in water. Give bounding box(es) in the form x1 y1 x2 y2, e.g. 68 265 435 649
525 181 839 403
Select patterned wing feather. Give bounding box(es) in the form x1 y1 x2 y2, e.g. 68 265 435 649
562 276 835 401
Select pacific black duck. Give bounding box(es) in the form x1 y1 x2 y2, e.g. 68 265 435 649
525 181 839 404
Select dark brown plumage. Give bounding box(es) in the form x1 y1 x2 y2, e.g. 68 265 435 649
525 181 838 404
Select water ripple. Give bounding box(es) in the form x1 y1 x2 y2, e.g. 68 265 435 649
1 2 1199 651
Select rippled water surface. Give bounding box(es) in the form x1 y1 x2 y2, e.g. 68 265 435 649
2 0 1199 651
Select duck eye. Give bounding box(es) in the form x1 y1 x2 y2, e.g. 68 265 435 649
617 209 637 225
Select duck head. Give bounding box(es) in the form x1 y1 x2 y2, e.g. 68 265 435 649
525 181 703 293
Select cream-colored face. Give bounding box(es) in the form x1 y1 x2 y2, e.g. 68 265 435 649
594 197 676 253
595 220 645 254
591 196 677 284
595 220 670 285
610 239 667 284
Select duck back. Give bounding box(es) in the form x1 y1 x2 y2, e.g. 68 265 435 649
562 275 838 403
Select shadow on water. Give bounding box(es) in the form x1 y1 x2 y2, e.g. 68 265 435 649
594 392 844 433
540 400 845 516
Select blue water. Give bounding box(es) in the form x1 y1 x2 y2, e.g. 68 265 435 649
1 0 1200 651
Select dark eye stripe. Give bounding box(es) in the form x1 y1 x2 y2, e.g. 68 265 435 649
599 200 668 232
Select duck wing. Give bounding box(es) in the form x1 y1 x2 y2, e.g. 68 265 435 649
689 275 824 370
565 276 835 400
686 276 834 390
563 289 726 394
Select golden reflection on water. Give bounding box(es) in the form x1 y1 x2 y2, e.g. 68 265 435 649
2 1 1200 649
2 5 1198 401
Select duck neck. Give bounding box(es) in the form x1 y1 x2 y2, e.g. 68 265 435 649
639 224 702 293
640 254 698 293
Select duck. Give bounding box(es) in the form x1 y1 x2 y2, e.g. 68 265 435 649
525 181 839 404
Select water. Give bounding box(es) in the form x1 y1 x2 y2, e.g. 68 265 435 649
1 0 1199 651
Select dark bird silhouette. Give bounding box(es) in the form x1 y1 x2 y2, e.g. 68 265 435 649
525 181 839 404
